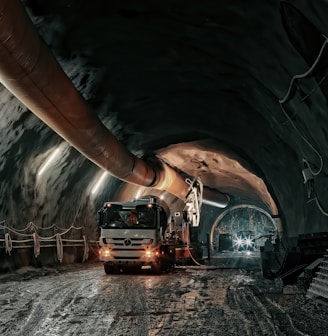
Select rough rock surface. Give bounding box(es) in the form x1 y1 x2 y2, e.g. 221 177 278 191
1 0 328 269
0 256 327 336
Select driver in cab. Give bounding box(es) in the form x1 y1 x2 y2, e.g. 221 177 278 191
127 210 138 224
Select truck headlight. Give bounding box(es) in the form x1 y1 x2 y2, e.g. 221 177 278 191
145 250 153 258
145 249 159 258
100 247 111 258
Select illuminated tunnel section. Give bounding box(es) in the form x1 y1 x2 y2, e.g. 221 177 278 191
210 205 279 254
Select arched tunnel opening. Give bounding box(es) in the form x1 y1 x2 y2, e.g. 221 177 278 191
0 1 328 334
210 205 278 255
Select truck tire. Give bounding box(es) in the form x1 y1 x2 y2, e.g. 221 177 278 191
153 261 163 275
104 263 112 274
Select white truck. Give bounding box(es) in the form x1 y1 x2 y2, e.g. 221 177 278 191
97 196 196 274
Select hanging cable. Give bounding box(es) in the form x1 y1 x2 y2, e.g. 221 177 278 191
278 39 328 176
278 38 328 216
307 191 328 217
279 91 323 177
279 38 328 104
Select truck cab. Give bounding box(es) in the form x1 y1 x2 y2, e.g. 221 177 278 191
97 197 175 274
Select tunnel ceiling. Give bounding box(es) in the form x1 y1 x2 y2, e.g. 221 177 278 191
2 0 328 237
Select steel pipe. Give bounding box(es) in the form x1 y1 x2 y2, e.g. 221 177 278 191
0 0 194 200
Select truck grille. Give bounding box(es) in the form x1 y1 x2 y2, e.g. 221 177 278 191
105 237 152 247
102 237 154 262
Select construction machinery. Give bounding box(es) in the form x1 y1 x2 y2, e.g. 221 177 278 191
97 193 202 274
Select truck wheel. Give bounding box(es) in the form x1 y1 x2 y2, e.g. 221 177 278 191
104 263 112 274
153 262 163 275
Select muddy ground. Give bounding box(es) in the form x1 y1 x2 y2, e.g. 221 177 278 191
0 253 327 336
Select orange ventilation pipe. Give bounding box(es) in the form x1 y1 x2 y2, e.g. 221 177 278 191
0 0 193 200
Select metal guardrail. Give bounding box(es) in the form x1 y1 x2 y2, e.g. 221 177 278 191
0 221 97 263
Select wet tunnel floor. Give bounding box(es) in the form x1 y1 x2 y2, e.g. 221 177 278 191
0 254 327 336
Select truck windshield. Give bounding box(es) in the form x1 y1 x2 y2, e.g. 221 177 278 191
102 207 157 229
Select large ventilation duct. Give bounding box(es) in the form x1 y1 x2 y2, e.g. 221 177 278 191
0 0 223 203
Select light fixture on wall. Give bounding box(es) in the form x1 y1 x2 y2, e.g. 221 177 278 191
37 145 62 177
91 171 109 195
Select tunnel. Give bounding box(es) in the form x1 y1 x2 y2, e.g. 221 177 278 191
1 0 328 294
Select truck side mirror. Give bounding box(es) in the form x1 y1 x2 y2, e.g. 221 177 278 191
97 210 103 227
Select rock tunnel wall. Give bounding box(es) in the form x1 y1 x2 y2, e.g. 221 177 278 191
1 0 328 271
